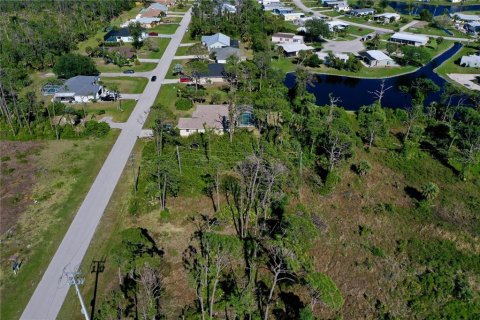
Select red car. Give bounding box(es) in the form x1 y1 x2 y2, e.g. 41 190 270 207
179 77 191 83
148 32 158 36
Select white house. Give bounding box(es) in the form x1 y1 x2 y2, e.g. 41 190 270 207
282 12 305 21
327 20 349 32
220 3 237 13
317 52 349 64
350 8 375 16
201 33 231 51
460 54 480 68
359 50 396 67
259 0 280 5
389 32 429 46
53 76 104 103
104 27 147 43
373 13 401 24
465 21 480 35
272 32 304 44
450 13 480 22
277 43 315 57
335 3 350 12
211 47 246 63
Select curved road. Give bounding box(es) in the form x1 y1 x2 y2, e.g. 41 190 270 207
20 10 192 320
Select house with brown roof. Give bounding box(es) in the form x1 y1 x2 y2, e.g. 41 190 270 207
107 46 136 59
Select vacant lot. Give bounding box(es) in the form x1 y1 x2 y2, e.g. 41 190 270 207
137 38 171 59
150 23 179 35
76 100 137 123
95 59 156 73
0 133 119 320
100 77 148 94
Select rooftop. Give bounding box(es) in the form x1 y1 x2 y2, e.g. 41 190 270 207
199 63 226 78
278 43 314 53
451 13 480 21
361 50 393 61
104 27 131 40
178 105 229 131
390 32 429 43
201 33 231 47
351 8 375 13
58 76 101 96
211 47 244 61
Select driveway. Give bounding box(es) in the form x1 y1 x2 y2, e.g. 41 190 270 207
20 9 192 320
321 37 365 54
447 73 480 91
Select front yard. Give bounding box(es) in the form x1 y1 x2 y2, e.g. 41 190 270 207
100 77 148 94
435 46 480 77
76 100 137 123
95 59 157 73
150 23 179 35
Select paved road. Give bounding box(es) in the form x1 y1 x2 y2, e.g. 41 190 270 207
20 10 192 320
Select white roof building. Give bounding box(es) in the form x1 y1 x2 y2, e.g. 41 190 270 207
317 52 349 63
278 43 314 56
359 50 396 67
373 13 401 23
201 33 231 51
272 32 304 44
327 20 349 31
450 13 480 22
389 32 429 46
282 12 305 21
460 54 480 68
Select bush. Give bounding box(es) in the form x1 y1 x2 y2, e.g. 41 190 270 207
83 121 110 137
356 160 372 176
175 98 193 110
53 53 98 79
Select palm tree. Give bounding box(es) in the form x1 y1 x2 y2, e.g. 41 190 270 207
421 182 440 201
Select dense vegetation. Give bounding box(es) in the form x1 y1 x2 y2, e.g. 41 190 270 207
0 0 135 139
91 0 480 319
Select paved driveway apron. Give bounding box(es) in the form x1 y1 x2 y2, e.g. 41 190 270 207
20 10 192 320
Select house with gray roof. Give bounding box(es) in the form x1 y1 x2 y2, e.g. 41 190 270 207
359 50 397 67
53 76 104 103
211 47 245 63
201 33 231 51
350 8 375 16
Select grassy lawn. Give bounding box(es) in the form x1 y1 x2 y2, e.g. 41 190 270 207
435 46 480 77
181 31 198 44
271 57 297 74
100 77 148 94
348 26 375 36
339 15 412 31
330 34 357 41
166 59 189 79
407 25 468 39
322 11 344 18
150 24 179 35
137 38 171 59
77 100 137 123
169 4 190 12
0 133 119 320
95 59 157 73
175 44 208 56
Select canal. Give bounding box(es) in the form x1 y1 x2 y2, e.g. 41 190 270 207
284 43 464 110
387 1 480 16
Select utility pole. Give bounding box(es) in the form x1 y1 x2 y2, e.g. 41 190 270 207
64 267 90 320
176 145 182 174
299 149 303 202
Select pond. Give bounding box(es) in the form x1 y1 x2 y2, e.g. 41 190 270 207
387 1 480 16
283 43 464 110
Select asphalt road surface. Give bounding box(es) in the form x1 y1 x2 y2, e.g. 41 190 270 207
20 10 192 320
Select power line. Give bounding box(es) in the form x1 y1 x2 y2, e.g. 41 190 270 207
61 266 90 320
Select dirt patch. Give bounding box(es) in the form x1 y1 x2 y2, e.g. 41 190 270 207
0 141 44 234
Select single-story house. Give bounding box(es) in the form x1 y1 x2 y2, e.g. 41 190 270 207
53 76 104 103
327 20 349 32
135 17 161 28
211 47 246 63
104 27 147 43
277 43 315 57
107 46 136 59
350 8 375 16
272 7 294 15
359 50 396 67
389 32 428 46
178 104 254 137
450 13 480 22
373 13 401 23
465 21 480 35
178 105 229 136
140 8 163 18
450 0 462 3
220 3 237 13
197 63 227 83
259 0 280 4
282 12 305 21
263 4 284 11
148 3 169 14
154 0 176 7
460 54 480 68
272 32 304 44
325 1 347 8
201 33 231 51
317 52 349 64
335 3 351 12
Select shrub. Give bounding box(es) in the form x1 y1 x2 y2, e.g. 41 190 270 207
84 121 110 137
421 182 440 201
356 160 372 176
175 98 193 110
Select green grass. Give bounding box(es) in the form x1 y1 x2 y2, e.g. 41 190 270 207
150 24 179 35
95 59 157 73
348 26 375 36
338 15 412 31
166 59 189 79
137 38 171 59
175 44 208 56
100 77 148 93
0 134 119 320
322 11 344 18
78 100 137 123
407 26 468 39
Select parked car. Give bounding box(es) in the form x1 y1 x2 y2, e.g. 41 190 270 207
151 76 157 82
148 32 158 36
180 77 191 83
123 70 135 74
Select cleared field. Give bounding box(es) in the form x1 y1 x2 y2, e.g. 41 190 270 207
95 59 157 73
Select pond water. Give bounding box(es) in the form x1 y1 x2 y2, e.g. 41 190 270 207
283 43 464 110
387 1 480 16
